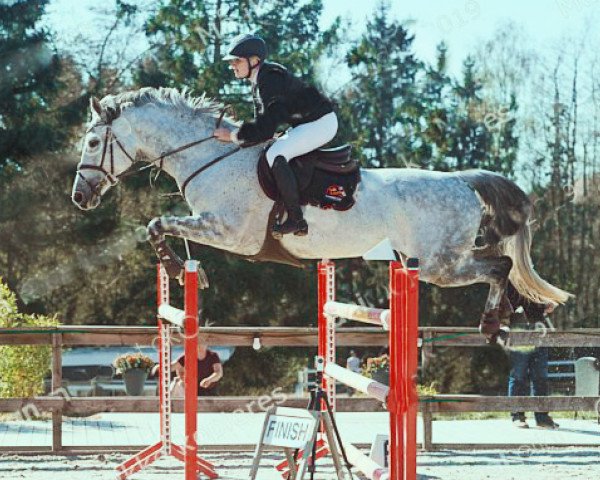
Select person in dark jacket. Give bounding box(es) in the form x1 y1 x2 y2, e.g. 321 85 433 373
213 33 338 238
506 282 559 429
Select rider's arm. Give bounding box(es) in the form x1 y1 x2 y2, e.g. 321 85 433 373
236 70 289 144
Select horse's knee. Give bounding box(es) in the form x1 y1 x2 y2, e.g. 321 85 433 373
147 217 163 241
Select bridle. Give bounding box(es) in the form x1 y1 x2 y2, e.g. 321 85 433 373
76 109 240 200
76 125 136 197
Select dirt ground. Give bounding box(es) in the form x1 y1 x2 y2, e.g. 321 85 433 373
2 447 600 480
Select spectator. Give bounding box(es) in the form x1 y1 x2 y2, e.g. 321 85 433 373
507 283 559 429
346 350 362 396
153 340 223 397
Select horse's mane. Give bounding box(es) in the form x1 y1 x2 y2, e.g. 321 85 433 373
99 87 237 126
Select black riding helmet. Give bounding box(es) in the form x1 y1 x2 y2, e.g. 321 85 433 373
223 34 267 78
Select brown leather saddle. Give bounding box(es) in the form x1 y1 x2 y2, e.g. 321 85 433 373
246 144 361 270
257 144 361 209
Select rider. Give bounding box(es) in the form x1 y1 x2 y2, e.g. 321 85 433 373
213 33 338 238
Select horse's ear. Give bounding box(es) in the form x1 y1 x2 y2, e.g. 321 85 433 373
90 96 102 115
105 104 121 123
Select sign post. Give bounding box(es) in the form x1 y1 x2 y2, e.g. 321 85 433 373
250 407 319 480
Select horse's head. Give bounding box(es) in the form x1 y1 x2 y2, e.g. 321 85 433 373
72 88 238 210
72 96 137 210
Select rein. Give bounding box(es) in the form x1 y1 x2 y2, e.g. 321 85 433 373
77 110 239 199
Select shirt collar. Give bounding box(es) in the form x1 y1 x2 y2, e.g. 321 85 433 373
250 64 260 85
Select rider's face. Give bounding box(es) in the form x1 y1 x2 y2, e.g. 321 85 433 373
228 57 258 79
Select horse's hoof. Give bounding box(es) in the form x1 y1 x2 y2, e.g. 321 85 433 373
483 326 510 347
271 229 283 240
496 327 511 348
479 310 501 344
293 223 309 236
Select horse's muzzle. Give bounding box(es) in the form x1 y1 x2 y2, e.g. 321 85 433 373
72 177 100 210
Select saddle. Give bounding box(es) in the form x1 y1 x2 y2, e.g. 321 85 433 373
257 144 361 211
246 144 361 270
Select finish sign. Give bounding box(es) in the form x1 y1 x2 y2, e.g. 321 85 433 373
261 408 318 449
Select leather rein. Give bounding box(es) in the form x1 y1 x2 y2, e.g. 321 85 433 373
76 109 240 199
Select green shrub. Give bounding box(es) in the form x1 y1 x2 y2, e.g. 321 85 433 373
0 279 60 398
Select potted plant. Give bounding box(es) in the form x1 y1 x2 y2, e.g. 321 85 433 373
364 353 389 386
113 352 154 396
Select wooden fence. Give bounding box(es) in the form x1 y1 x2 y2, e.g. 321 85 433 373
1 326 600 453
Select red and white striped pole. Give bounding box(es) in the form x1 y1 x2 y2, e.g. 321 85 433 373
318 260 336 413
183 260 199 480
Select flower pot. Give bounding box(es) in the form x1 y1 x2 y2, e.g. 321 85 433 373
371 369 389 386
123 368 148 396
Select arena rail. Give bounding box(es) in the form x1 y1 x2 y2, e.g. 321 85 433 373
2 327 600 454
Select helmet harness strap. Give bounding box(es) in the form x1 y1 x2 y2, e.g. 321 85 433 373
245 57 261 79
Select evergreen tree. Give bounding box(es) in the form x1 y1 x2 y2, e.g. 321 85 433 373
339 2 422 167
420 43 453 170
0 0 87 304
0 0 64 179
137 0 340 115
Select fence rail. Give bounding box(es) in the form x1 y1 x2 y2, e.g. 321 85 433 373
1 326 600 453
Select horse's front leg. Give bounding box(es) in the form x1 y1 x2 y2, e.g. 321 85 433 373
147 215 215 288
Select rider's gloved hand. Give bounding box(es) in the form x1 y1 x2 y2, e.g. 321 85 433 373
213 128 234 142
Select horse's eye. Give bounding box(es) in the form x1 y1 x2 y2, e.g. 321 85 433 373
88 139 100 149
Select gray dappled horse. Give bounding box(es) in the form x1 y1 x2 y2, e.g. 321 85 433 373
71 88 571 343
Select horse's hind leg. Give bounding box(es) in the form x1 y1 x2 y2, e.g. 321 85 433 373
480 259 514 345
443 253 513 343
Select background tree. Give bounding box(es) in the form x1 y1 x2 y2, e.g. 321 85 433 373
337 2 422 167
0 0 86 304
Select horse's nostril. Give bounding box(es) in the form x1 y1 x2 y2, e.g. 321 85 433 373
73 191 84 204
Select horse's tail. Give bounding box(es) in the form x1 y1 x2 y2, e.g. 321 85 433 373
503 221 573 305
457 170 572 305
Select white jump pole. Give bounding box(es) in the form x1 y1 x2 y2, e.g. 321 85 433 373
324 362 389 404
157 303 186 328
345 444 389 480
323 301 390 329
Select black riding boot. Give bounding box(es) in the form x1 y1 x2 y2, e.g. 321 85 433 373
271 156 308 239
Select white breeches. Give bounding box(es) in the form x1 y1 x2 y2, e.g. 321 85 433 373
266 112 338 167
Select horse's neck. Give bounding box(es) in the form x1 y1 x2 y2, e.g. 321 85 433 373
132 107 244 186
130 108 265 204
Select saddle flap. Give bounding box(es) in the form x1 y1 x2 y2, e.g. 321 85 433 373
257 144 361 211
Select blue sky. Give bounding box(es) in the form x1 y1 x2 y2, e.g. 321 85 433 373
319 0 600 73
45 0 600 77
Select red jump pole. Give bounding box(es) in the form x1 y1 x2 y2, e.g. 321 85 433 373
117 261 217 480
404 259 419 480
388 261 401 480
389 259 419 480
183 260 199 480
